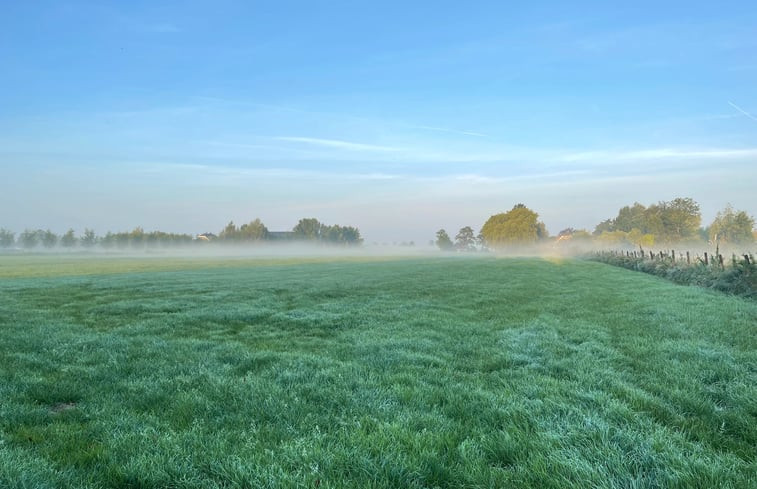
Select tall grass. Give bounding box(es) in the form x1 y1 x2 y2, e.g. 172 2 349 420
0 257 755 488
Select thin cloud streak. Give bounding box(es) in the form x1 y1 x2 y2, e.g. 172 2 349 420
558 147 757 163
412 125 489 138
275 137 402 152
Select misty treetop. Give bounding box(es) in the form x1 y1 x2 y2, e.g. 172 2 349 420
480 204 548 249
594 197 702 244
709 204 755 245
434 229 454 251
291 218 363 245
0 217 363 250
430 198 754 252
454 226 476 252
219 219 269 242
593 199 755 247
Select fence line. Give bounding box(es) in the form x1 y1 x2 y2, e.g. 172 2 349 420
596 248 753 269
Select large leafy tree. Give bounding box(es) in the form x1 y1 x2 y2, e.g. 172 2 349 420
709 205 755 244
239 219 269 241
455 226 476 251
293 218 323 240
653 197 701 242
592 219 614 236
435 229 454 251
614 203 647 232
81 229 97 247
594 197 701 242
480 204 547 248
20 230 40 249
41 229 58 248
336 226 362 245
322 224 363 245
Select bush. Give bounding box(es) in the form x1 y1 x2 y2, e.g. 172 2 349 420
591 252 756 299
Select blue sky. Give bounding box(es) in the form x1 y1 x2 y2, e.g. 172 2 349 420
2 1 756 242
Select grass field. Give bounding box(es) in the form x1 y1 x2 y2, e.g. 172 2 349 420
0 255 755 488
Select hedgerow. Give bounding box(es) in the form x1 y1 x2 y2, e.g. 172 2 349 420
591 252 756 299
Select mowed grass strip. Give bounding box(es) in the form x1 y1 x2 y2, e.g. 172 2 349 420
0 257 755 488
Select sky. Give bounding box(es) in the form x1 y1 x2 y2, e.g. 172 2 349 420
1 1 756 244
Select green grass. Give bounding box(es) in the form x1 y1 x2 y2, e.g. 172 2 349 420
0 256 755 488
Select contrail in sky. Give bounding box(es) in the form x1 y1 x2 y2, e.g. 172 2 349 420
728 101 757 122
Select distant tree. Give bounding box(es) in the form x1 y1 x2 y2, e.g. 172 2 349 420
41 230 58 248
319 223 362 245
129 227 145 248
455 226 476 251
709 205 755 244
18 229 40 250
655 197 701 242
435 229 454 251
293 218 323 240
598 197 701 243
81 228 97 247
20 230 40 249
114 232 130 248
0 228 14 248
614 202 648 232
100 232 115 249
60 228 77 248
145 231 162 247
480 204 548 249
476 232 487 251
219 221 239 241
593 219 615 236
345 226 363 245
239 218 269 241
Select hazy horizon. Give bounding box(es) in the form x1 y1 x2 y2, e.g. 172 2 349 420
2 2 756 244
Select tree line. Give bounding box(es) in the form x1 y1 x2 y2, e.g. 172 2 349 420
436 199 756 251
0 217 362 250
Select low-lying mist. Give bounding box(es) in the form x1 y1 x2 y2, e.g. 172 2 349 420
3 240 752 261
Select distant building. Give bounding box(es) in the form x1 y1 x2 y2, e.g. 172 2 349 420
196 232 217 241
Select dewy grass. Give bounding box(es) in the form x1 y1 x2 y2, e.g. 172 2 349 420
0 257 755 488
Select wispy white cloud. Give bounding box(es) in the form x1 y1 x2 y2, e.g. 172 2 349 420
135 162 404 183
275 136 402 152
558 147 757 163
412 125 489 138
728 101 757 123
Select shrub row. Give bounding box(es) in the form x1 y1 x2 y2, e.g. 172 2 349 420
591 252 756 300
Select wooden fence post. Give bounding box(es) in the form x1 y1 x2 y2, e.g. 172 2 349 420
704 252 709 265
686 251 690 265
